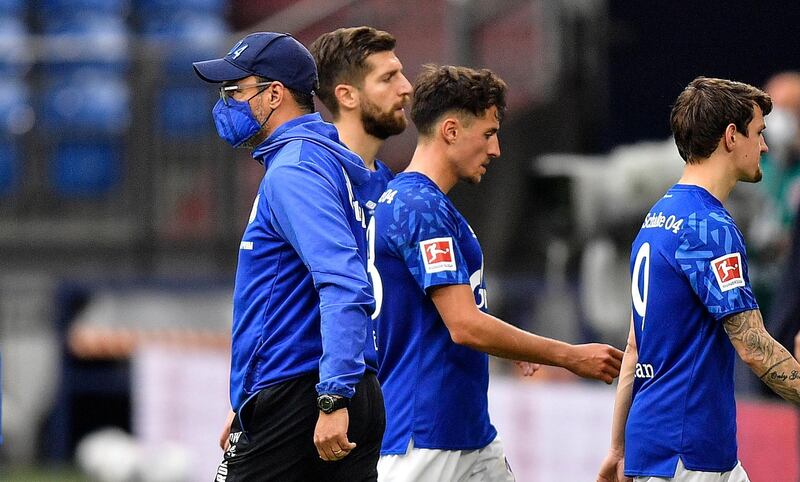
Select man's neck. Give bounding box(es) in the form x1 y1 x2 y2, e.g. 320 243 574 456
335 117 383 171
677 155 737 203
404 141 458 194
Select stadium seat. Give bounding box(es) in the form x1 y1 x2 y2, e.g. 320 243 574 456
156 85 215 138
0 16 32 77
136 0 225 16
140 12 228 76
40 73 130 135
37 0 129 16
49 140 123 198
39 11 129 75
0 142 19 196
0 79 34 136
0 0 25 16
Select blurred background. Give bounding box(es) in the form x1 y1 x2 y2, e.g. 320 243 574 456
2 0 800 480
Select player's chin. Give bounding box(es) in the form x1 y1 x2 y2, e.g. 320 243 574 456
740 168 763 183
390 108 406 122
385 114 407 134
462 174 482 185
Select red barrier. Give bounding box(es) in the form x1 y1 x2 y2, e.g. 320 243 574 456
737 399 800 481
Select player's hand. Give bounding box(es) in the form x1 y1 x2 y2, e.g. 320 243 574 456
567 343 623 383
219 409 236 451
514 360 541 376
314 409 357 462
596 449 630 482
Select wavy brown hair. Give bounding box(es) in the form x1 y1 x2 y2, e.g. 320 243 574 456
671 76 772 164
411 64 507 136
310 26 396 118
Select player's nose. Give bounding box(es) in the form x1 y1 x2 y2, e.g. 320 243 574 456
487 136 500 158
398 73 412 97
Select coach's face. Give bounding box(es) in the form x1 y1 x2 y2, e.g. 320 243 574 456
452 106 501 184
357 50 412 139
734 105 768 183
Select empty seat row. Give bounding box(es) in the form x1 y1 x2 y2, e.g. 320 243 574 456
0 140 121 198
0 0 229 199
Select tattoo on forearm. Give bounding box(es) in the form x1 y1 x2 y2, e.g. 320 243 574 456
759 356 793 379
724 310 800 404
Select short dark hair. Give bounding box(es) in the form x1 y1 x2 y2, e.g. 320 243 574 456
670 76 772 164
258 76 315 114
309 26 396 118
289 88 315 114
411 64 507 136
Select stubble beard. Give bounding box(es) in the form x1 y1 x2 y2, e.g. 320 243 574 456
360 97 407 140
240 128 268 150
240 113 272 150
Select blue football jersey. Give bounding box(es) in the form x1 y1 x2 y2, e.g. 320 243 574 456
229 114 376 411
625 184 759 477
358 160 394 219
371 172 496 454
354 160 394 357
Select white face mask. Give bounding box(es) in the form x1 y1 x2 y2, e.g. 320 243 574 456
766 107 799 167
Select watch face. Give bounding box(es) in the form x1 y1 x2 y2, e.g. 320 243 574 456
318 395 334 412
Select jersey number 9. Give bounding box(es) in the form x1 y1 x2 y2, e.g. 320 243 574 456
632 242 650 330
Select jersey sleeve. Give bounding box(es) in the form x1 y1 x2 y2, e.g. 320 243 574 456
385 187 470 291
675 211 759 320
265 159 372 399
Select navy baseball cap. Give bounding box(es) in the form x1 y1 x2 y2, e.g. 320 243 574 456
193 32 317 95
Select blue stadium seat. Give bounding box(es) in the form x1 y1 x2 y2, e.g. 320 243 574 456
37 0 129 16
157 85 215 137
49 141 122 197
0 0 25 16
141 12 228 75
40 12 130 75
0 142 19 196
40 73 130 135
0 79 34 136
0 16 32 77
136 0 224 16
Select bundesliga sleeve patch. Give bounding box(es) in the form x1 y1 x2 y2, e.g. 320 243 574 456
420 237 456 273
711 252 745 292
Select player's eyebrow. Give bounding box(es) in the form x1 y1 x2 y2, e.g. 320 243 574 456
378 66 401 80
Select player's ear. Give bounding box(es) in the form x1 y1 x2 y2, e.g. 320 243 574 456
723 123 737 151
265 82 285 109
440 117 459 145
334 84 358 111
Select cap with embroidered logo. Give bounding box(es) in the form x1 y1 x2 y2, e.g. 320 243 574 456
193 32 317 95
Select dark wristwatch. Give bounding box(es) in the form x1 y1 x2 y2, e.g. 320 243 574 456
317 394 350 414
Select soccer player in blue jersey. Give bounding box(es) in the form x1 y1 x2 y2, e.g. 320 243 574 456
194 32 384 481
371 64 624 482
598 77 800 482
310 26 412 219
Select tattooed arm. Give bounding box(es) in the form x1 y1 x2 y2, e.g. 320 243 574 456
723 309 800 404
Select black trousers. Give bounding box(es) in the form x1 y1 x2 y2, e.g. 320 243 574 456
215 371 385 482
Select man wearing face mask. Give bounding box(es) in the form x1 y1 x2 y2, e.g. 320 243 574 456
193 32 384 481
